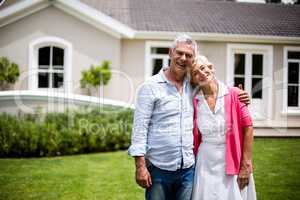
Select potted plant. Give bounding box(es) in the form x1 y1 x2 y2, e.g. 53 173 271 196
0 57 20 90
80 60 112 95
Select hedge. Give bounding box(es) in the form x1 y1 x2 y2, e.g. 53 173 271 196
0 107 133 157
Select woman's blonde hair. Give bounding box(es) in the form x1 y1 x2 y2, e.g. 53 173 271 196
194 55 212 66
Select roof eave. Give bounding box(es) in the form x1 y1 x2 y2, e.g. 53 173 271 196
0 0 51 28
134 31 300 44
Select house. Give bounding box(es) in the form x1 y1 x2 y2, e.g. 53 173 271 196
0 0 300 136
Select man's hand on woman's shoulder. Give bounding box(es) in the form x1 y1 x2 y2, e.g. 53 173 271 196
238 84 251 105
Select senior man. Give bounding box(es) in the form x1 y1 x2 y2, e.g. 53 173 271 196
128 34 249 200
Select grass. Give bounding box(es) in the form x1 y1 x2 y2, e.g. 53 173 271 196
252 138 300 200
0 151 143 200
0 138 299 200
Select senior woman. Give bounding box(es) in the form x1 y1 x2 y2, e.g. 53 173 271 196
190 56 256 200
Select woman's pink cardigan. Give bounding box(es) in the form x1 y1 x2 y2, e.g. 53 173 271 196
193 87 253 175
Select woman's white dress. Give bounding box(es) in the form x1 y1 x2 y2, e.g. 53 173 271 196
191 81 256 200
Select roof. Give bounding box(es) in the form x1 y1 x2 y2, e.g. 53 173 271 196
79 0 300 37
0 0 300 42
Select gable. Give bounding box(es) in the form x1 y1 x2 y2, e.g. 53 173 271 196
0 0 135 39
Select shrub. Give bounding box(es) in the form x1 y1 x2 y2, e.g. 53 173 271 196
0 107 133 157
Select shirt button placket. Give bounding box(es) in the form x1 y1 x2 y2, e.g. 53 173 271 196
179 95 184 168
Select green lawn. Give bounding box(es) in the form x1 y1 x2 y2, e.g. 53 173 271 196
252 138 300 200
0 138 299 200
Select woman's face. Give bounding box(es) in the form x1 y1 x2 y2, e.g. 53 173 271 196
191 60 215 86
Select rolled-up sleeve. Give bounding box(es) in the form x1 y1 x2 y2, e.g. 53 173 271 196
128 83 155 156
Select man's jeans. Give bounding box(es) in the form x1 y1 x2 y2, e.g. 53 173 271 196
146 163 194 200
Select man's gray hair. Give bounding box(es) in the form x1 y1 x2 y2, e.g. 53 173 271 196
171 34 198 54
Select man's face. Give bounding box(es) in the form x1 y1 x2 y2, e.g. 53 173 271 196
169 42 195 76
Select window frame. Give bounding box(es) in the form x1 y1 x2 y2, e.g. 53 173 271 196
227 43 273 120
282 46 300 115
145 41 172 79
28 37 72 93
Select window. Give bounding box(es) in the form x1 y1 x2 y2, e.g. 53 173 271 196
28 37 72 92
283 47 300 113
150 47 170 75
227 44 273 120
145 42 171 79
233 53 264 99
38 46 64 89
233 54 245 90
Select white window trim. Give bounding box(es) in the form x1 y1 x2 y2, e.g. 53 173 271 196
282 46 300 116
28 36 72 93
226 43 273 120
145 41 172 79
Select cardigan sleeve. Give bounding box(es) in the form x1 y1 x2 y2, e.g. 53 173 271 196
231 87 253 127
239 103 253 127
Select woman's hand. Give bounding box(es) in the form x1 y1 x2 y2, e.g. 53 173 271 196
237 159 252 190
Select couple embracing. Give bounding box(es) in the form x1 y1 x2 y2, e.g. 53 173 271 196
128 34 256 200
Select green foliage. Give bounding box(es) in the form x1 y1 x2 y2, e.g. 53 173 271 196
0 107 133 157
80 60 112 93
0 57 20 89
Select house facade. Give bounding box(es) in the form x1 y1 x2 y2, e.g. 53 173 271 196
0 0 300 135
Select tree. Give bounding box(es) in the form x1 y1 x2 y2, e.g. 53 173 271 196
0 57 20 90
80 60 112 95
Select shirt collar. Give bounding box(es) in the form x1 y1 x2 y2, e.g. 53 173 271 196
157 67 170 83
217 80 229 98
156 67 189 87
